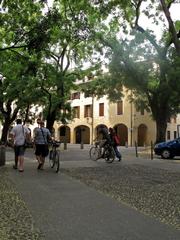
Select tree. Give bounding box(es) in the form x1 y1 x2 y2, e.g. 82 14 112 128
0 0 64 141
35 62 74 133
0 0 104 140
35 0 105 132
93 0 180 143
0 50 43 142
0 0 58 53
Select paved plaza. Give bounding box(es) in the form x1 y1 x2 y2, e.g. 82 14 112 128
0 144 180 240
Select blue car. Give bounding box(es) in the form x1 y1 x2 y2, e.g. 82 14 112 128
154 138 180 159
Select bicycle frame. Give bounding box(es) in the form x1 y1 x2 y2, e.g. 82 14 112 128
89 140 115 163
49 141 61 173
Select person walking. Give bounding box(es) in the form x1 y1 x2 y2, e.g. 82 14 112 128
109 127 122 161
10 119 31 172
33 118 41 159
34 120 51 170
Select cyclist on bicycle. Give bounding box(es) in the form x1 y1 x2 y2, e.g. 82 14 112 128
98 126 112 157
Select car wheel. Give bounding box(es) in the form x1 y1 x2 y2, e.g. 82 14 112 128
161 149 171 159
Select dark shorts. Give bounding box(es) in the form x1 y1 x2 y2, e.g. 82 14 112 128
14 145 25 157
35 144 48 157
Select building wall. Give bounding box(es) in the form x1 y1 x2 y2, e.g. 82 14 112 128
53 89 180 146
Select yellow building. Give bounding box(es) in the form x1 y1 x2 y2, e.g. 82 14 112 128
54 88 180 146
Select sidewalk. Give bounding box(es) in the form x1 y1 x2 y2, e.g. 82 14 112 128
1 146 180 239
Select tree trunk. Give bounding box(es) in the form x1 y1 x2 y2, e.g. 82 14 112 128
1 121 11 144
160 0 180 56
46 110 56 134
155 118 167 143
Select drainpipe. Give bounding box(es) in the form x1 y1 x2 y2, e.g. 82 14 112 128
91 94 94 145
130 91 133 147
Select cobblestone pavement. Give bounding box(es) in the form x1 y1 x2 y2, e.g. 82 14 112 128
0 168 45 240
1 145 180 239
61 164 180 230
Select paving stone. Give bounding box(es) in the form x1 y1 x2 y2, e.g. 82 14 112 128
61 164 180 230
0 168 44 240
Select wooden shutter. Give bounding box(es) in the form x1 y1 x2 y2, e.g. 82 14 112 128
117 101 123 115
99 103 104 116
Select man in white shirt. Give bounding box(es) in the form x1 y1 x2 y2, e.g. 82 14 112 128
10 119 30 172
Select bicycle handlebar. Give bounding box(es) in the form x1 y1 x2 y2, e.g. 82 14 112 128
49 140 61 147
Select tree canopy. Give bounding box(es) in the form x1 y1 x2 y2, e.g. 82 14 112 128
0 0 179 143
90 0 180 143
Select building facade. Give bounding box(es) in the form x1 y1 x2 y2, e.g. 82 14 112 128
53 88 180 146
0 89 179 146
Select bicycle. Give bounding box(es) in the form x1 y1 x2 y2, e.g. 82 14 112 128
89 140 115 163
49 140 61 173
89 141 102 161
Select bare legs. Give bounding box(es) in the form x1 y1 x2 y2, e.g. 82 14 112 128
18 156 24 171
37 155 45 170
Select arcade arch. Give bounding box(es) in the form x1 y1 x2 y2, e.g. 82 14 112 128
138 124 147 146
59 126 70 143
114 124 128 146
74 125 90 144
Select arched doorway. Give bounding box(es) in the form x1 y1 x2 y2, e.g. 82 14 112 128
114 124 128 146
59 126 70 143
138 124 147 146
74 125 90 144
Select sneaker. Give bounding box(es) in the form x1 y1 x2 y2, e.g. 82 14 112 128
118 157 122 161
37 163 42 170
13 165 17 169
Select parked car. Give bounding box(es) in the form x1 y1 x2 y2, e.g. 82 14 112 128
154 138 180 159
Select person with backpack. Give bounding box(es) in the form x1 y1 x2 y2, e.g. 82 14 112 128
109 127 122 161
34 120 51 170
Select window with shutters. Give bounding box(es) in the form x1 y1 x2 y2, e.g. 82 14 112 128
167 130 170 140
117 100 123 115
167 117 171 123
172 115 177 123
140 106 144 115
135 105 144 115
73 106 80 118
84 105 92 117
84 92 91 98
99 103 104 116
71 92 80 100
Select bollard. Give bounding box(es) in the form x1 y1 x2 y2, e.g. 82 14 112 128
0 145 6 166
64 142 67 150
80 141 84 149
135 141 138 157
151 141 153 160
125 142 128 148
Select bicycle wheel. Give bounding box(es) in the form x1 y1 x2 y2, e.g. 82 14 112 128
49 150 55 168
89 146 99 161
104 147 115 163
54 150 60 173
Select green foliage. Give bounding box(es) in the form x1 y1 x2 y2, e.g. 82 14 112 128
0 0 105 134
90 0 180 142
175 20 180 31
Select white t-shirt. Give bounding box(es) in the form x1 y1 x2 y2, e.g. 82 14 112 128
10 124 30 146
